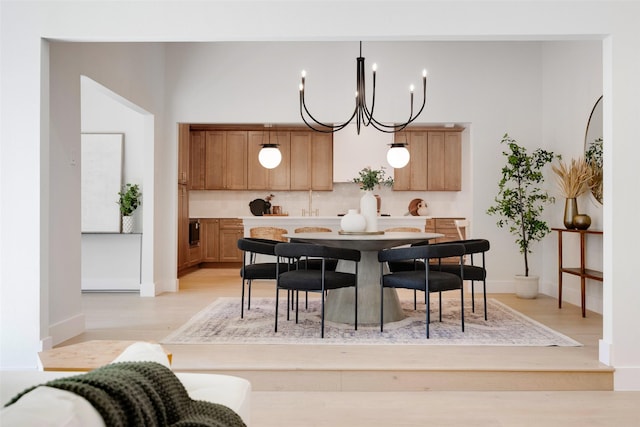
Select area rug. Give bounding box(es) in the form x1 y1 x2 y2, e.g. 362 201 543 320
161 297 581 346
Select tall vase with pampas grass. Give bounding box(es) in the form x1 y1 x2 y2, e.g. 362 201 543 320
552 158 592 229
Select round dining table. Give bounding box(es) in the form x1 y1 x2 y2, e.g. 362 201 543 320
284 231 443 325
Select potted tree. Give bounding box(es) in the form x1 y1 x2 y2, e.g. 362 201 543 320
486 134 558 298
117 183 142 233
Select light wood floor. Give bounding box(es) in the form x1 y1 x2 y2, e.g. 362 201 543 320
62 268 639 426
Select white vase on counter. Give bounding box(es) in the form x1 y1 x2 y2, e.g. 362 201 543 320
360 190 378 232
340 209 366 232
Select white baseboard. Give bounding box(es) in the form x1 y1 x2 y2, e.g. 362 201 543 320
614 367 640 391
48 312 85 346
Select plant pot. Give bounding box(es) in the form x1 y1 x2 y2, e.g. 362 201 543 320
563 198 578 229
515 275 539 299
360 190 378 232
122 216 134 234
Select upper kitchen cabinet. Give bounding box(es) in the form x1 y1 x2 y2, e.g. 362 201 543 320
393 127 463 191
247 130 291 190
204 130 248 190
189 130 206 189
290 132 333 191
178 124 190 184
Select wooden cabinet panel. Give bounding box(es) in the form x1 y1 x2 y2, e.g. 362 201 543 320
444 132 462 191
310 133 333 191
189 130 206 190
427 131 445 190
225 131 248 190
205 131 225 189
219 219 243 262
177 184 189 270
178 124 190 184
247 131 291 190
290 132 311 190
393 128 462 191
201 219 220 262
290 131 333 191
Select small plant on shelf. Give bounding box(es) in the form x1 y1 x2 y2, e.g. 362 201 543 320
117 183 142 216
352 166 394 191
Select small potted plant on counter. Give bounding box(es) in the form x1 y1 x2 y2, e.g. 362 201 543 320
117 183 142 233
486 134 558 298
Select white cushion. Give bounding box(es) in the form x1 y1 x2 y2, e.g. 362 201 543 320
0 386 105 427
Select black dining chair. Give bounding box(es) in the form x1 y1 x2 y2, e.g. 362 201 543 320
274 242 361 338
237 237 293 318
378 242 465 338
435 239 490 320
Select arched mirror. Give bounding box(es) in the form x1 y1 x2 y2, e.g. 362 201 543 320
584 95 603 204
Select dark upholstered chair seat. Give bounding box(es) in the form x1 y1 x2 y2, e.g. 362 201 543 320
242 262 292 280
278 270 358 291
437 264 486 281
378 242 466 338
382 270 462 292
275 242 361 338
388 259 426 273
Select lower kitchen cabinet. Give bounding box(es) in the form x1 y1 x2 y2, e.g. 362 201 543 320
201 218 243 264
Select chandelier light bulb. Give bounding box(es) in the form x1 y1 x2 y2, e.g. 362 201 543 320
387 144 411 169
372 63 377 72
299 83 304 91
258 145 282 169
301 70 306 78
423 69 427 77
409 84 415 93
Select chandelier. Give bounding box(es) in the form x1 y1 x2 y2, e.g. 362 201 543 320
298 42 427 134
298 42 427 168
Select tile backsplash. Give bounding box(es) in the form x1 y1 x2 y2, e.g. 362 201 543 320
189 183 466 218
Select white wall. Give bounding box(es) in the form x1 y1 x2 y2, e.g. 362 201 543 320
1 0 640 390
540 41 604 312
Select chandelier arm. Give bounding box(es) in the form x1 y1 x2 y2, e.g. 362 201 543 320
300 91 356 132
300 91 358 133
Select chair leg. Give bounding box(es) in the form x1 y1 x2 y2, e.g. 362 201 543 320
321 289 325 338
471 280 475 312
439 292 443 322
483 278 488 321
248 281 252 311
461 287 465 332
241 279 246 318
275 288 279 333
413 290 417 310
295 290 299 324
426 291 430 338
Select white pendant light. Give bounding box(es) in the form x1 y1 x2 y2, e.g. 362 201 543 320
387 143 410 168
258 144 282 169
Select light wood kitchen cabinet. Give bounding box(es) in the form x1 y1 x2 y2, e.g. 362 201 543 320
219 219 244 262
178 124 190 184
290 132 333 191
247 131 291 190
189 130 206 190
393 128 463 191
200 218 243 263
204 131 248 190
201 219 220 262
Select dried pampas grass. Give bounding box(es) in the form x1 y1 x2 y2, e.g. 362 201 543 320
552 157 592 198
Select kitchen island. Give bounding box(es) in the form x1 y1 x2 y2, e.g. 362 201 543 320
240 215 430 236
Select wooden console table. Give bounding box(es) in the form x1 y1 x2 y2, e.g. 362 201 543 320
552 228 603 317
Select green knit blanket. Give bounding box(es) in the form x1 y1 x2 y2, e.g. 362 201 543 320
5 361 246 427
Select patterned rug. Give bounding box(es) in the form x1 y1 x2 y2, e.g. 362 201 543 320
161 297 582 346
